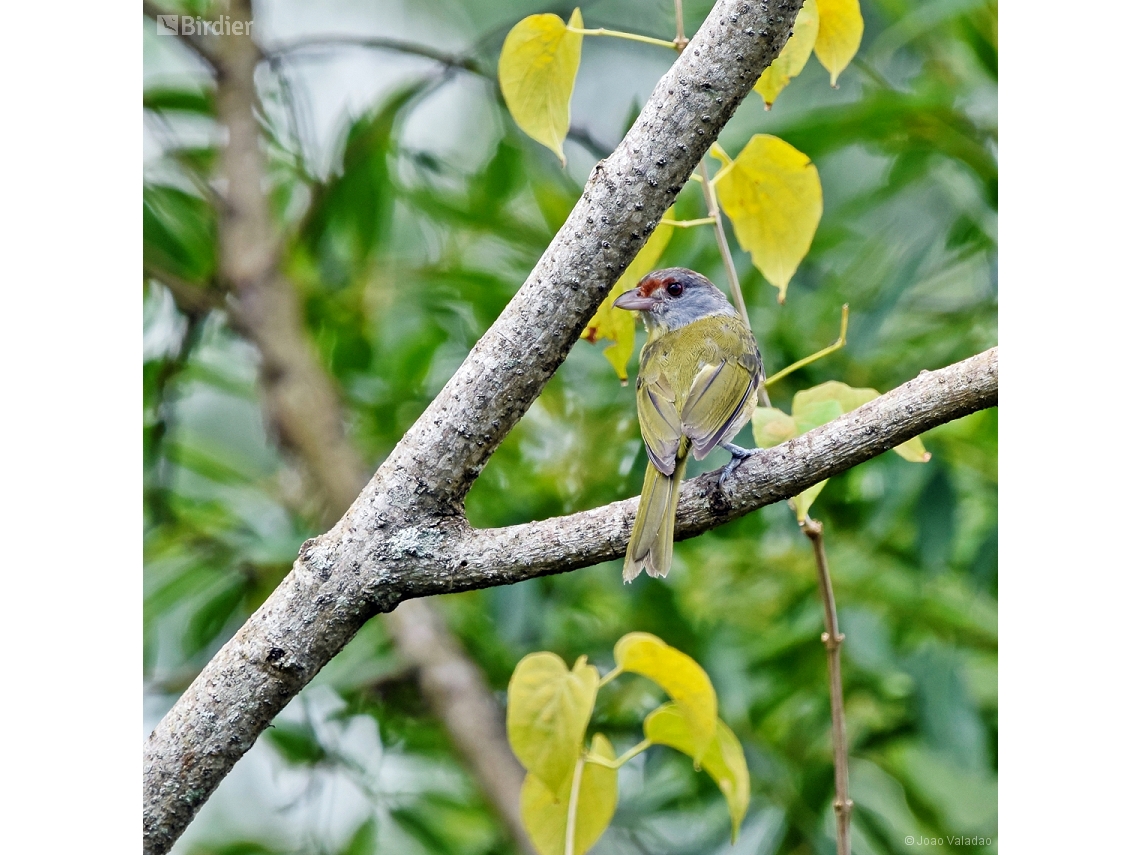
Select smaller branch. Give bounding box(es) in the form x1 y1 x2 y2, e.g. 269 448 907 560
801 516 853 855
764 304 850 388
566 27 678 50
265 35 484 76
697 159 747 325
696 155 768 405
673 0 690 49
672 6 748 339
565 754 586 855
267 35 615 167
263 56 314 178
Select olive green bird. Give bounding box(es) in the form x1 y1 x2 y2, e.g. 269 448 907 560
613 268 764 582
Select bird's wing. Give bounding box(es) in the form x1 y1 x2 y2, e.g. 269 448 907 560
680 352 760 460
636 367 683 476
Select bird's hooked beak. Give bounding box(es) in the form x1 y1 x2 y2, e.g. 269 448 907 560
613 289 656 312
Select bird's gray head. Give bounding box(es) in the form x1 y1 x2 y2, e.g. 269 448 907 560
613 267 737 335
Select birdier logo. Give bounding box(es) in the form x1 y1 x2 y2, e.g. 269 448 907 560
156 15 253 36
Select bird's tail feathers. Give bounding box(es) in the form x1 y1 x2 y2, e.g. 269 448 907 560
623 454 689 583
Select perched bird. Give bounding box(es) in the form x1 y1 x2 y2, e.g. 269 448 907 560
613 268 764 582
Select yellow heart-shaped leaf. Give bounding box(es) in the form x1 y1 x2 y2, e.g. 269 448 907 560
582 210 675 382
508 652 599 793
614 632 717 763
520 734 618 855
498 9 584 165
644 704 750 841
755 0 820 107
815 0 864 86
715 135 822 302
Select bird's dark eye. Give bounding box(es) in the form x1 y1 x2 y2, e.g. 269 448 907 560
665 281 684 297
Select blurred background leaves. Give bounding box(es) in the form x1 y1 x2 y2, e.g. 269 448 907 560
143 0 996 852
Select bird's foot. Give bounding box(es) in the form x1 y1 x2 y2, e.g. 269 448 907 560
718 443 756 488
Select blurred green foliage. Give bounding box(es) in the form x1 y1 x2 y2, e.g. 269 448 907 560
144 0 996 853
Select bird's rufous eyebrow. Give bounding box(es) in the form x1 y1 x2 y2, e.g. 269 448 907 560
637 275 673 297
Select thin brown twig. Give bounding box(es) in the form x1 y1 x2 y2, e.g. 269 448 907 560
265 33 611 163
678 11 844 847
801 515 853 855
265 35 483 76
696 159 748 327
671 3 744 326
673 0 690 49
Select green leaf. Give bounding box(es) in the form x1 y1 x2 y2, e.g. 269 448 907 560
339 817 378 855
791 397 843 435
521 733 618 855
644 704 750 842
582 209 675 382
760 381 932 520
498 9 585 165
815 0 864 86
143 184 217 283
182 574 247 656
792 480 828 522
794 379 876 414
295 83 423 288
143 85 215 115
751 407 798 449
794 381 931 462
390 793 499 853
755 0 819 107
613 633 716 763
508 652 600 792
203 844 277 855
265 721 326 766
714 135 823 302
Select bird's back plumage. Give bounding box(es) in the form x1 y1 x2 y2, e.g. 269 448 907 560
624 313 761 581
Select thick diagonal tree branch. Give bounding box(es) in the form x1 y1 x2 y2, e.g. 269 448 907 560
145 2 963 851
